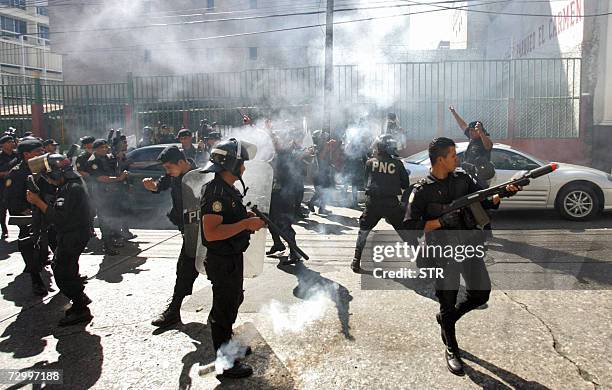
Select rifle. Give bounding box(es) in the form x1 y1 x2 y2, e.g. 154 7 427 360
433 163 558 228
217 179 310 260
246 202 310 261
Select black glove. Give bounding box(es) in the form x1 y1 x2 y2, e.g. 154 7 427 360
438 210 462 228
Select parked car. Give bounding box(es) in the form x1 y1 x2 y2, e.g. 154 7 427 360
124 144 177 213
402 142 612 221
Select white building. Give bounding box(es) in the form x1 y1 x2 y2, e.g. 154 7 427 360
0 0 62 84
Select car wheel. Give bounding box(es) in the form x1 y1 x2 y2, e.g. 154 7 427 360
556 184 600 221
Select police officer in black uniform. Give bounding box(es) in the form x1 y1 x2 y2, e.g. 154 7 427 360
88 139 129 255
142 146 198 327
138 126 154 148
75 136 95 177
351 134 410 273
266 132 302 264
403 137 520 376
5 138 47 295
26 153 94 326
200 138 265 379
0 135 18 238
177 128 202 162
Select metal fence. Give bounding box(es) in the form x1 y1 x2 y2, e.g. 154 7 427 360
0 58 581 143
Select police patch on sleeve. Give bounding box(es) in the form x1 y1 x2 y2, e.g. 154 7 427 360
212 201 223 212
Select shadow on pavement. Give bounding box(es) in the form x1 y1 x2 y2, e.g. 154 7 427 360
277 261 354 341
462 350 551 389
295 218 354 235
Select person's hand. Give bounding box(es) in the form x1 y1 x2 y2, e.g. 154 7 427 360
142 178 156 191
424 219 442 232
120 170 129 181
449 105 455 113
243 217 266 232
246 210 256 218
26 190 42 206
494 184 522 204
197 140 205 150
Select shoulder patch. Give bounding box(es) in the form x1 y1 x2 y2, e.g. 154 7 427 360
212 201 223 212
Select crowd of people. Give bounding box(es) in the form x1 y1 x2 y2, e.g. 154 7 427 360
0 105 515 378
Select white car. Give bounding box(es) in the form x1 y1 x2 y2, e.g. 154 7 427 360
402 142 612 221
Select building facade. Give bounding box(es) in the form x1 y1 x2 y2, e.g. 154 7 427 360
0 0 62 84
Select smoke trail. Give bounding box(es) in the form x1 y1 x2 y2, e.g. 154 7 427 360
214 325 258 375
260 285 337 335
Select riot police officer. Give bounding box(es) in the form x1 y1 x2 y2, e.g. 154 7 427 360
75 136 95 177
26 153 94 326
266 132 301 264
138 126 154 148
403 137 520 376
5 138 47 295
200 138 265 379
0 135 18 238
351 134 410 272
88 139 129 255
142 146 198 327
43 139 59 154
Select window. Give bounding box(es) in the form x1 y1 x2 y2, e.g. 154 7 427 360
249 47 258 60
38 25 50 41
207 0 214 10
36 6 49 16
0 0 26 10
490 149 539 171
144 49 152 63
0 16 27 37
249 0 257 9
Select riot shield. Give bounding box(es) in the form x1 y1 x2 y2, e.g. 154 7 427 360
181 169 215 258
194 160 274 278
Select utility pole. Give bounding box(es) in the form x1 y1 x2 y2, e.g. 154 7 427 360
323 0 334 133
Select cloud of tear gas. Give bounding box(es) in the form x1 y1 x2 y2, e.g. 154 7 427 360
260 287 337 335
214 326 258 375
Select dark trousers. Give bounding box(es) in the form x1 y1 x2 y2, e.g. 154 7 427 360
17 224 44 274
0 204 7 234
434 256 491 350
53 231 90 306
270 190 297 252
355 197 406 257
204 252 244 351
173 242 199 298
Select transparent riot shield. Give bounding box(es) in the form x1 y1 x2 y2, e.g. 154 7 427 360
181 169 215 258
194 160 274 278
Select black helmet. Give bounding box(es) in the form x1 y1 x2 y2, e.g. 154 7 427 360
202 138 257 177
311 129 330 147
28 153 80 181
373 134 398 157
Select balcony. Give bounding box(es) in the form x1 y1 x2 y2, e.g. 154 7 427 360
0 35 62 74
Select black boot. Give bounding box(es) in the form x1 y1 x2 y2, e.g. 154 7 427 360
217 361 253 379
266 244 286 257
59 306 93 327
445 348 465 376
351 249 362 273
66 293 92 316
282 251 301 265
151 296 183 327
30 273 47 296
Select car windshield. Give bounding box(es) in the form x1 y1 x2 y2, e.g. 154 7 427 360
404 150 430 164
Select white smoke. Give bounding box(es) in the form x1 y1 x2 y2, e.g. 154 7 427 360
213 326 258 375
260 287 336 335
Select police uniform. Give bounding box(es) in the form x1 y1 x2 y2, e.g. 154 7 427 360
201 175 250 351
88 143 123 250
0 136 18 236
352 147 410 269
47 176 94 314
150 151 198 302
4 139 47 293
403 169 499 363
268 146 299 261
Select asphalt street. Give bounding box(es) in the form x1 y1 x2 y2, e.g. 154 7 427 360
0 207 610 389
